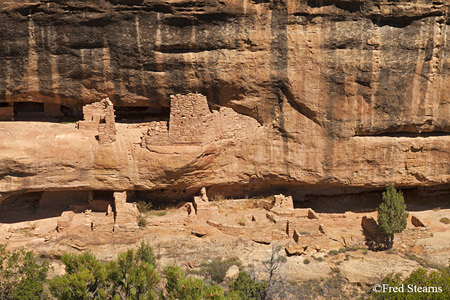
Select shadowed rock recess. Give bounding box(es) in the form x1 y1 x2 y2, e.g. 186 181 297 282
1 0 450 203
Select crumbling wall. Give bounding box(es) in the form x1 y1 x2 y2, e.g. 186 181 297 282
141 121 170 146
77 98 116 144
140 93 260 148
217 107 259 140
113 191 139 231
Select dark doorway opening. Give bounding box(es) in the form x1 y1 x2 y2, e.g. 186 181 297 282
14 102 45 121
115 106 170 123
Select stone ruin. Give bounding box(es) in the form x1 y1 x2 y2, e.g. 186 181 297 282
141 93 259 147
77 98 116 144
51 191 139 234
192 187 219 219
113 191 139 232
361 216 386 246
74 93 258 147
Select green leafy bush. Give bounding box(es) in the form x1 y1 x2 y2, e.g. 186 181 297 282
49 242 159 300
0 245 49 300
162 265 239 300
229 271 267 300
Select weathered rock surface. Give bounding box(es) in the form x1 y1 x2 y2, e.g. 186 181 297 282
1 0 450 200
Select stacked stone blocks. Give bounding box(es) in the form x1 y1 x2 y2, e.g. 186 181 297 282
77 98 116 144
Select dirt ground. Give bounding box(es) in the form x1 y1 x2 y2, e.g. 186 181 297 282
0 194 449 298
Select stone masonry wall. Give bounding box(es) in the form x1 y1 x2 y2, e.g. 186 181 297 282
77 98 116 144
142 121 170 146
141 93 260 147
168 93 215 144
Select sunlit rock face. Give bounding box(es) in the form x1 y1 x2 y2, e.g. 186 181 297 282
0 0 450 201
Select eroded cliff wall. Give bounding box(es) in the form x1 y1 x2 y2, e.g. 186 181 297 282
1 0 450 200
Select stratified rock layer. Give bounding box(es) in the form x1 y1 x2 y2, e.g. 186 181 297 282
1 0 450 200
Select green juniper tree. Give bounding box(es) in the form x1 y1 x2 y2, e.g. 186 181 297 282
0 245 49 300
161 265 241 300
377 183 409 249
49 241 159 300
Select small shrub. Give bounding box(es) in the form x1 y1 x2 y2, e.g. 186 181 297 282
210 194 226 202
363 250 368 255
328 250 339 256
303 259 311 265
135 201 153 213
149 210 167 217
138 214 148 228
230 271 267 300
313 256 324 262
238 218 247 226
439 217 450 224
196 257 242 284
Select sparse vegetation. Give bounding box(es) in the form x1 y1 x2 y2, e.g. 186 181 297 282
377 183 409 249
294 268 366 300
135 201 153 213
149 210 167 217
328 249 339 256
138 214 148 228
439 217 450 224
238 217 247 226
194 257 242 284
313 256 324 262
303 258 311 265
404 253 442 269
210 194 226 202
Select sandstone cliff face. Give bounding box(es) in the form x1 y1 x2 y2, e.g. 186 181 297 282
1 0 450 200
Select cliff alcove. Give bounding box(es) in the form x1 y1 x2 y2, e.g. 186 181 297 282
0 1 450 293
